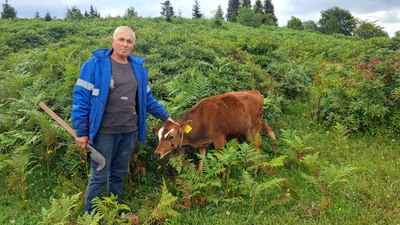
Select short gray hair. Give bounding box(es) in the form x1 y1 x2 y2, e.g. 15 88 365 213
113 26 136 43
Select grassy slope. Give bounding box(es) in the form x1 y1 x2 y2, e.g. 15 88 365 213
0 18 399 224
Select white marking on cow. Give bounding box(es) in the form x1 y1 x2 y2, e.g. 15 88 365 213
158 127 164 141
164 129 174 139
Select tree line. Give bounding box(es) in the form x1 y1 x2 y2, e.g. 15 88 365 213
1 0 398 39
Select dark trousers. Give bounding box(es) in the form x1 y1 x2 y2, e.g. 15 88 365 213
84 130 138 212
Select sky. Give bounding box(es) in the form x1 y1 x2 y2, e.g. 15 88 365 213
10 0 400 37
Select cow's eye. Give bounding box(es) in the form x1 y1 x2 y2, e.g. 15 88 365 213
168 135 174 141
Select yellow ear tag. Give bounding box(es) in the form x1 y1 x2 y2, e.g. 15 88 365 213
184 125 192 133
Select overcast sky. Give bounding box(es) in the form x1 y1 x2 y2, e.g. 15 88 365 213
11 0 400 36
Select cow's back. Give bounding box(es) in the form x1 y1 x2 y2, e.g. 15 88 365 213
183 90 263 141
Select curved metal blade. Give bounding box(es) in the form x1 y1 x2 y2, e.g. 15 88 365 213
87 143 106 171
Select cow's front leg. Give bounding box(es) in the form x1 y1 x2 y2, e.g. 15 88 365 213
197 148 206 173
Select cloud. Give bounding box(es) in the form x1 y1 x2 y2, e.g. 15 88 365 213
380 11 400 23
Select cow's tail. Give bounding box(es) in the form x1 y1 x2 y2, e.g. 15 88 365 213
263 123 276 140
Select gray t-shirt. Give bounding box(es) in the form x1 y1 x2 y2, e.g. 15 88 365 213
99 59 138 134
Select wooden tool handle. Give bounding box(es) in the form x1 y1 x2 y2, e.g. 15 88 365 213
38 102 77 138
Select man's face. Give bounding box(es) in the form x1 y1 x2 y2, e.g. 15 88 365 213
111 28 135 59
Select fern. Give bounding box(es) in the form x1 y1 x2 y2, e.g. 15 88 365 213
320 164 356 189
2 145 37 198
300 152 320 174
165 71 212 116
301 163 357 208
76 210 103 225
141 180 180 224
167 154 185 174
39 192 81 225
92 194 131 225
239 171 285 214
280 129 314 164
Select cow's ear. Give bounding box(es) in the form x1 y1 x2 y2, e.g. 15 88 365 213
181 120 192 127
180 120 193 133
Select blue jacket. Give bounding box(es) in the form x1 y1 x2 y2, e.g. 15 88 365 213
71 49 170 143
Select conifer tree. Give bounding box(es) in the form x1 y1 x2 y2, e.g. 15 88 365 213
161 0 174 22
192 0 203 19
213 4 224 26
241 0 251 8
262 0 277 26
253 0 263 14
226 0 240 22
44 11 52 21
1 0 17 19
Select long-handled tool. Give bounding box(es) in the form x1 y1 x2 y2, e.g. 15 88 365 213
39 102 106 170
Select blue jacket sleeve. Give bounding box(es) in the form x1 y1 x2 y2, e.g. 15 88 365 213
71 60 95 137
146 86 170 122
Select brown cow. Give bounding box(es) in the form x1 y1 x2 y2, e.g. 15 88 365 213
155 90 276 172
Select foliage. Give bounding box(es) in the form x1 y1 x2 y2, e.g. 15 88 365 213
287 16 303 30
92 194 131 224
39 193 81 225
44 11 52 21
1 0 16 19
213 5 224 27
239 171 285 214
354 20 389 39
236 7 263 28
319 6 356 36
0 17 399 225
303 20 318 31
160 0 174 22
124 6 138 19
65 6 84 20
76 211 103 225
226 0 240 22
140 180 180 224
261 0 277 25
192 0 203 19
280 129 314 165
0 146 36 199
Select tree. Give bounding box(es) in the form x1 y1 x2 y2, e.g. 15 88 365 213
226 0 240 22
318 6 356 36
89 5 100 18
44 11 52 21
1 0 17 19
213 4 224 26
65 6 83 20
253 0 263 14
263 0 274 14
192 0 203 19
287 16 303 30
124 6 138 19
353 20 388 39
161 0 174 22
241 0 251 8
237 7 262 27
34 11 40 18
303 20 318 31
262 0 277 26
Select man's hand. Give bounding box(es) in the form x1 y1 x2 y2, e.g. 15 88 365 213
166 117 175 123
76 136 89 149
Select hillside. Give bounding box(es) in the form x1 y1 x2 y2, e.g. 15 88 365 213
0 17 399 224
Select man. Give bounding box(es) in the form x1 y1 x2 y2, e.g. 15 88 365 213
71 26 173 212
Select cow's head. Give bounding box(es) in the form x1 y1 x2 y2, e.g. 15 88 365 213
155 120 192 159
